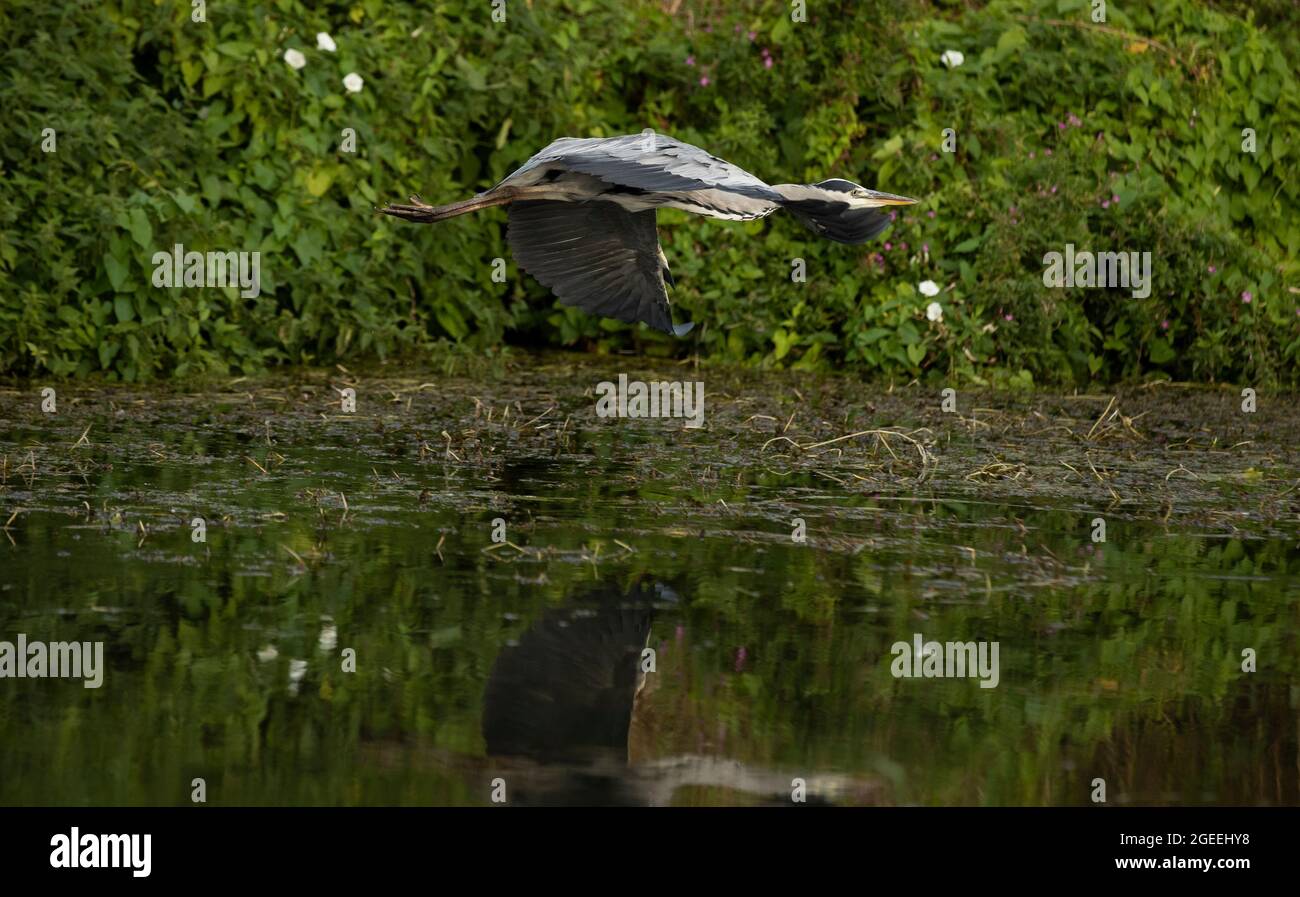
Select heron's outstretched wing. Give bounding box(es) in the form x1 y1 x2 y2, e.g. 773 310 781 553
503 135 782 204
507 199 693 336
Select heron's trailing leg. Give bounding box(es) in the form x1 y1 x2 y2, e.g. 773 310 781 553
379 187 518 223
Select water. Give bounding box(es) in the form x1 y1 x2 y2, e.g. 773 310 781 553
1 356 1297 805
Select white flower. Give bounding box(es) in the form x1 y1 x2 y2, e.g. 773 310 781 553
926 301 944 322
918 280 940 297
342 72 364 93
283 48 307 70
316 32 337 52
940 50 965 68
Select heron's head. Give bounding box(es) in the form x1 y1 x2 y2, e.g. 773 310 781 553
814 179 919 209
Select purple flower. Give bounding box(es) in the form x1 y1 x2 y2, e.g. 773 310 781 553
884 241 892 251
764 57 773 69
1160 320 1169 330
899 242 908 252
927 210 935 218
735 646 747 671
922 242 930 253
699 75 710 86
761 47 771 57
747 30 756 42
1111 194 1120 203
888 210 897 222
685 55 695 66
1050 185 1057 194
1004 314 1014 322
1101 200 1110 209
1058 122 1066 131
1241 291 1252 304
1208 265 1216 273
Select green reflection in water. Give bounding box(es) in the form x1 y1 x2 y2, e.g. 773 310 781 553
0 358 1296 805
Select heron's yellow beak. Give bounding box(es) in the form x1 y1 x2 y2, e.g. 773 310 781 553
869 191 920 206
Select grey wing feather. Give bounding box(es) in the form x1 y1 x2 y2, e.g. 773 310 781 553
507 200 692 336
502 134 781 203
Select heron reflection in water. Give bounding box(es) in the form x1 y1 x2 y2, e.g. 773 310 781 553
480 580 884 806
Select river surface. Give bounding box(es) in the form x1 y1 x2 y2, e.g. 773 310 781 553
1 355 1297 805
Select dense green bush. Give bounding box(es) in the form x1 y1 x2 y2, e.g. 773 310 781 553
0 0 1296 384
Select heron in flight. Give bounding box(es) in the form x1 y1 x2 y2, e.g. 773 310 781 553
381 133 917 336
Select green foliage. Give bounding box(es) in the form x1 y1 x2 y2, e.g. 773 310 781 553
0 0 1296 384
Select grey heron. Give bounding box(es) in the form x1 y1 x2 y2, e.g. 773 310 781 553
381 133 918 336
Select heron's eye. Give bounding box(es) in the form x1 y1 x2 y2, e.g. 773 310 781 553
852 189 869 198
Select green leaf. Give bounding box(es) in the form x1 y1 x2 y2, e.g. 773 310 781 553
114 295 135 322
306 169 334 197
127 208 153 249
1149 339 1176 364
104 252 129 291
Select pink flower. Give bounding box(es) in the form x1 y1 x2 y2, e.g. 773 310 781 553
1029 151 1035 159
747 30 756 41
1111 194 1119 203
922 243 929 253
1004 314 1014 322
927 210 935 218
1160 320 1169 330
735 647 747 671
764 57 773 69
761 47 770 57
1241 291 1252 304
1045 149 1052 156
1058 122 1066 130
1050 185 1057 194
699 75 710 86
1208 265 1216 273
899 242 908 252
884 242 892 251
1101 200 1110 209
888 210 897 222
685 55 695 66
